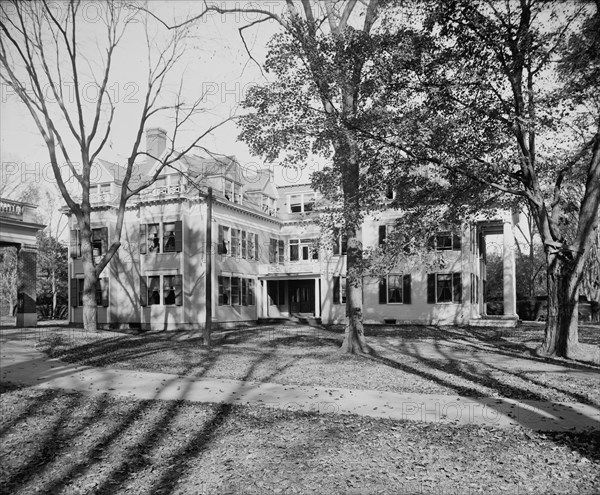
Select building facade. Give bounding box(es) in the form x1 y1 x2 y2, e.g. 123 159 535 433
68 129 519 330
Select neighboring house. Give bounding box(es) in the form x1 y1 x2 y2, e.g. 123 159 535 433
67 128 519 330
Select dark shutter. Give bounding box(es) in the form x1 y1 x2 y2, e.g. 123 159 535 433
427 274 436 303
453 232 461 251
333 277 340 304
140 276 148 306
403 275 411 304
427 235 435 250
70 279 78 307
174 220 183 252
174 274 183 306
99 227 109 255
254 233 259 261
139 224 147 254
333 236 340 255
70 229 80 258
101 278 109 307
453 272 462 303
379 226 387 247
379 277 387 304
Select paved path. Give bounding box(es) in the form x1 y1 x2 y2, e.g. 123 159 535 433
1 337 599 433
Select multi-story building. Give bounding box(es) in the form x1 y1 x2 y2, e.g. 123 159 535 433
67 128 519 330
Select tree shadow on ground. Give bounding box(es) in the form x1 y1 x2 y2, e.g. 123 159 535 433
0 335 296 495
361 339 600 462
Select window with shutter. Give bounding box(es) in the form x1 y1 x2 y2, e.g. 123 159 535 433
379 277 387 304
378 226 387 247
70 230 81 258
278 240 285 263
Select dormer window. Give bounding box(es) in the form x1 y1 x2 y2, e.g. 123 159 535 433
288 192 316 213
224 179 242 204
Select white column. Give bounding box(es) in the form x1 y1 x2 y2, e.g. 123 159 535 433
314 278 321 318
261 280 269 318
503 221 517 318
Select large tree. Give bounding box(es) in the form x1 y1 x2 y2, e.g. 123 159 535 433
377 0 599 358
150 0 397 353
1 0 227 331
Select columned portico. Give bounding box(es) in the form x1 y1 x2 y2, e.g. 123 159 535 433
471 215 519 327
0 199 45 327
503 220 518 319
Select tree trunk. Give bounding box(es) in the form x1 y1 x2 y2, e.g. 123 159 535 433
339 130 369 354
80 224 98 332
536 253 581 358
51 267 57 319
340 225 368 354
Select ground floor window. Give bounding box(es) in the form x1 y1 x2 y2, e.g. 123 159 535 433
218 275 256 306
333 276 347 304
140 274 182 306
427 272 462 303
379 274 411 304
70 278 109 307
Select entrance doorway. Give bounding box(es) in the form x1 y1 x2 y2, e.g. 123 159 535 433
288 280 315 315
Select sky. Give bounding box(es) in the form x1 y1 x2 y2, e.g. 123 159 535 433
0 1 316 193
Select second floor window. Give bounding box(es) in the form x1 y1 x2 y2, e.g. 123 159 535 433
139 221 182 254
288 193 316 213
428 232 462 251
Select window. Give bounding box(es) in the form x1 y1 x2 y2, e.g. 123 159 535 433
69 229 81 258
70 278 109 307
428 232 461 251
218 276 255 306
139 222 182 254
163 222 177 252
290 239 299 261
231 276 240 305
231 229 240 258
288 192 316 213
385 184 396 200
278 240 285 264
379 275 411 304
293 239 319 261
140 275 182 306
242 231 247 259
289 194 302 213
247 233 257 260
148 276 161 305
333 276 347 304
163 275 183 306
269 238 278 263
147 224 160 253
91 227 107 260
261 195 276 216
333 235 348 256
224 179 242 204
218 225 230 255
427 273 462 304
218 276 230 305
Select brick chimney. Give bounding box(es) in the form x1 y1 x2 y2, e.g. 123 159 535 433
146 128 167 159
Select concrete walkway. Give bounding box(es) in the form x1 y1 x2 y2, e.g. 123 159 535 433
1 337 599 433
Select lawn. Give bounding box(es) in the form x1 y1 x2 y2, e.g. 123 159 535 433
33 322 600 406
1 382 599 495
